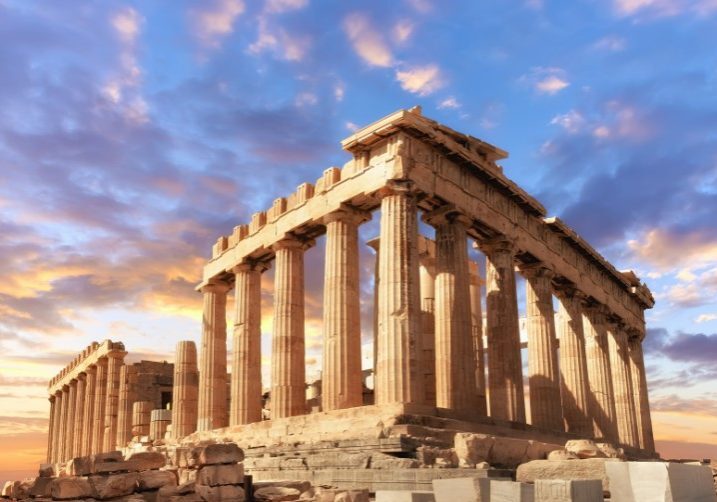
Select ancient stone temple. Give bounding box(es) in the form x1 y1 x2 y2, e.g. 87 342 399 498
46 340 174 464
187 107 655 459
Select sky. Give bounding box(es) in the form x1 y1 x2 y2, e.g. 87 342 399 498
1 0 717 483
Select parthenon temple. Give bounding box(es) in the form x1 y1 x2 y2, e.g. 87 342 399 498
46 106 657 475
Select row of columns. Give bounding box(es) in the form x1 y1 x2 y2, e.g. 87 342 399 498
194 183 654 451
47 351 125 464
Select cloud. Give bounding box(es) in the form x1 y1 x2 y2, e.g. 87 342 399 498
265 0 308 13
651 393 717 416
392 20 414 44
550 110 586 133
249 18 311 61
343 13 393 68
437 96 461 110
628 229 717 271
395 64 445 96
592 35 627 52
696 313 717 323
191 0 245 48
520 67 570 95
405 0 432 13
111 7 141 45
613 0 717 17
664 267 717 307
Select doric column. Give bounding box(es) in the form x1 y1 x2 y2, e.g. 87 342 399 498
582 303 618 443
425 208 475 413
116 364 138 449
92 357 108 454
481 238 525 422
81 366 96 456
628 335 655 452
51 391 63 463
197 279 230 431
132 401 152 437
231 262 265 425
607 321 639 447
521 264 563 431
554 287 592 436
367 238 380 390
375 181 423 405
57 386 69 462
103 351 125 452
271 236 309 418
47 395 56 463
72 374 86 457
418 245 436 406
322 208 369 412
469 262 487 415
65 380 77 460
172 341 199 437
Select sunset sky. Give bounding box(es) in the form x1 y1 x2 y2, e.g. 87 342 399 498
1 0 717 483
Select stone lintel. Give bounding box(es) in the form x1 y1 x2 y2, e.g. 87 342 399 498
48 339 126 396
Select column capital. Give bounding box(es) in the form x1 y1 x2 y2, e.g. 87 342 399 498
476 236 515 257
321 205 372 226
85 364 97 375
199 279 231 294
518 262 555 281
376 179 417 199
231 260 270 275
107 350 127 360
76 372 87 381
49 394 56 403
271 234 315 252
422 204 472 229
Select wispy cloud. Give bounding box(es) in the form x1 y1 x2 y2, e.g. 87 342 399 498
592 35 627 51
191 0 245 48
437 96 461 109
613 0 717 17
696 313 717 323
343 12 393 68
395 64 444 96
520 67 570 95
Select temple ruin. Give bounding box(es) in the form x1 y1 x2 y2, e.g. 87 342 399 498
43 107 660 490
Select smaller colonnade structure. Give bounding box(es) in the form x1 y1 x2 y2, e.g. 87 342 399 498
187 107 656 454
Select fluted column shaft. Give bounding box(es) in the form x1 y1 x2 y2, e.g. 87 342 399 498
116 364 137 448
469 263 487 415
52 391 63 463
231 263 265 425
103 352 125 452
607 323 639 447
367 238 380 384
429 211 475 412
583 305 618 442
92 357 108 454
197 280 230 431
523 265 563 430
376 182 423 405
419 255 436 406
555 289 592 435
322 209 367 412
483 239 525 422
72 374 86 457
47 396 56 463
628 336 655 451
65 380 77 460
57 387 69 462
172 341 199 437
81 366 96 456
271 237 308 418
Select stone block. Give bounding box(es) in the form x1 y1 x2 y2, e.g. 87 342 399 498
564 440 605 459
490 437 530 468
179 467 197 485
1 480 12 497
2 480 29 500
315 488 370 502
39 463 55 477
191 442 243 466
547 449 577 461
137 469 178 491
194 483 245 501
50 477 94 500
94 459 137 474
28 476 53 498
196 463 244 486
433 476 492 502
128 451 168 471
66 455 93 476
516 458 618 493
605 461 717 501
89 472 139 500
94 451 124 462
305 451 370 469
254 480 312 493
489 480 534 502
255 485 301 501
534 479 602 501
370 452 419 469
455 433 493 467
375 490 436 502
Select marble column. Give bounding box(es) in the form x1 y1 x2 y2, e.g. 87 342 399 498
367 238 380 387
92 357 108 454
629 335 655 452
81 365 96 456
65 380 77 460
607 321 639 447
522 265 563 431
271 236 308 418
583 303 618 443
230 263 265 425
51 391 63 463
103 351 125 452
554 287 592 436
57 386 69 462
72 374 86 457
482 238 525 422
375 181 423 405
116 364 138 449
47 395 56 463
197 279 230 431
132 401 152 437
469 262 487 415
427 210 475 412
172 340 199 438
322 208 368 412
418 250 436 406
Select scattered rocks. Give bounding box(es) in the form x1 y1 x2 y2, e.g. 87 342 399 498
254 485 301 501
564 439 606 459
